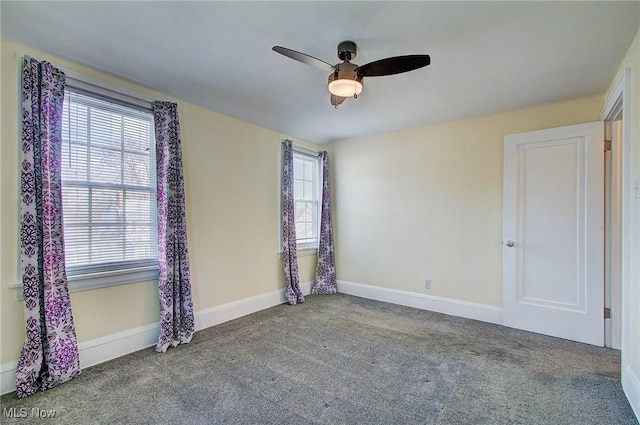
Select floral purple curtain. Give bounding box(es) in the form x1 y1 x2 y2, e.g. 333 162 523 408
312 151 337 294
153 101 195 352
282 140 305 304
16 57 81 398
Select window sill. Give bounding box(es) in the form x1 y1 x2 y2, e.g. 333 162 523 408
277 247 317 260
9 266 158 301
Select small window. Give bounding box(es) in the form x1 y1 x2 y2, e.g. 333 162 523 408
292 150 320 249
61 89 158 276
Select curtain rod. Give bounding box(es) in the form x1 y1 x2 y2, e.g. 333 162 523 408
63 68 158 106
285 140 320 156
21 54 159 108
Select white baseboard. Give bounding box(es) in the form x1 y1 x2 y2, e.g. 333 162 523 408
78 322 161 369
195 280 313 330
0 281 313 395
0 362 18 396
336 280 503 325
622 365 640 420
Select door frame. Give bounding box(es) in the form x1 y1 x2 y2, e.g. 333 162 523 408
604 118 622 349
600 68 631 367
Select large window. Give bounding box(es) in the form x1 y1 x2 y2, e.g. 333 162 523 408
61 89 157 276
292 150 320 249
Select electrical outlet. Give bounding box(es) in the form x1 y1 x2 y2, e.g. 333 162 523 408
424 278 431 289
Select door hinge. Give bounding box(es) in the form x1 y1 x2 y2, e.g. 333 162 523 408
604 307 611 319
604 140 612 151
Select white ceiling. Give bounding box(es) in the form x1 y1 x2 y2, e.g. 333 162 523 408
1 1 638 145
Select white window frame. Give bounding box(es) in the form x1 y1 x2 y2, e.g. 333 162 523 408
11 67 160 299
279 143 321 258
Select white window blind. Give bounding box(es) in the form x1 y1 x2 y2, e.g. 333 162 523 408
61 89 158 275
293 151 320 247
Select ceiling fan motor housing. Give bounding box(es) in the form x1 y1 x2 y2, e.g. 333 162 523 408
337 40 357 61
329 62 362 82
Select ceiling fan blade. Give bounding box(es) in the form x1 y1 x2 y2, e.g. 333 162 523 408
357 55 431 77
272 46 335 72
330 94 347 108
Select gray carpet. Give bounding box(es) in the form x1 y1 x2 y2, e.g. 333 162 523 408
1 294 637 424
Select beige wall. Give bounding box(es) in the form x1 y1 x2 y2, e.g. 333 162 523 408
331 97 603 307
0 40 318 365
606 28 640 401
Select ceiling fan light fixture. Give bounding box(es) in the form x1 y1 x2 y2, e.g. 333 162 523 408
328 66 363 98
328 78 363 97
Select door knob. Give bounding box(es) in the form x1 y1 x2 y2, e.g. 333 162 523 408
505 240 515 247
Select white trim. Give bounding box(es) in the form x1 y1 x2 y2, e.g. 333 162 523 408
601 71 626 121
9 266 159 300
77 322 160 369
68 266 158 293
336 280 503 325
622 365 640 420
603 120 623 349
601 68 634 408
0 362 18 396
1 281 313 395
195 281 313 330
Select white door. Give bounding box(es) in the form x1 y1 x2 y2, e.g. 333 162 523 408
503 122 604 346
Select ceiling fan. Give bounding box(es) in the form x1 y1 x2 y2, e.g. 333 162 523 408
272 41 430 108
